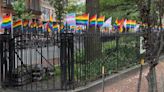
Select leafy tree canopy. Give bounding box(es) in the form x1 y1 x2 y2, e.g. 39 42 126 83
11 0 34 20
100 0 139 22
66 0 85 14
49 0 67 21
67 0 140 22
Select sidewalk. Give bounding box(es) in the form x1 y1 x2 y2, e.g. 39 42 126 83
94 60 164 92
1 58 164 92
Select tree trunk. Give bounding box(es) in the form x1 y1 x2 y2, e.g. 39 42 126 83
85 0 101 61
146 66 158 92
159 0 163 29
139 0 159 92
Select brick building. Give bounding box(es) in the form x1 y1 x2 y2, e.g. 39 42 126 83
40 0 55 21
0 0 41 17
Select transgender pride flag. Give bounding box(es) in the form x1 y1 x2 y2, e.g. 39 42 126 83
66 13 76 26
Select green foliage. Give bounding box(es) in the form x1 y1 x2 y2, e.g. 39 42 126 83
74 49 85 64
66 0 85 14
49 0 67 21
103 35 139 70
54 65 61 76
73 35 140 82
100 0 139 22
12 0 25 15
11 0 34 20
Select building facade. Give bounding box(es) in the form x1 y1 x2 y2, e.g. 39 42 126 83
0 0 41 16
40 0 55 21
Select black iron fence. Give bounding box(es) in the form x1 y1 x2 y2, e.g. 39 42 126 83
0 28 143 91
73 32 142 88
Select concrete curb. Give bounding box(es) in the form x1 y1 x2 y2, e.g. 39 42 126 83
1 56 164 92
67 55 164 92
74 65 148 92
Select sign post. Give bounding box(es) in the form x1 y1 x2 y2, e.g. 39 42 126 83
102 66 105 92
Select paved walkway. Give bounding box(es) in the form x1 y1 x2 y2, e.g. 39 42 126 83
95 61 164 92
1 61 164 92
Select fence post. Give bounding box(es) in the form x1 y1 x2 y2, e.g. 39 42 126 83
102 66 105 92
116 33 119 71
60 33 75 90
8 37 15 85
60 33 67 89
0 35 2 88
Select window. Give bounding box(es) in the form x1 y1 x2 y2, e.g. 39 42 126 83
27 0 40 11
30 0 34 9
34 0 40 11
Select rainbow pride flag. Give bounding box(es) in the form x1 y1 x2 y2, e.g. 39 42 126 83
13 20 22 29
66 13 76 26
1 15 12 29
76 14 89 25
53 23 59 31
70 26 76 31
90 15 97 27
23 20 29 27
119 24 123 32
59 24 65 33
49 15 53 22
46 22 53 32
114 18 124 32
97 16 105 27
30 22 37 28
115 18 124 26
38 23 43 28
126 20 137 28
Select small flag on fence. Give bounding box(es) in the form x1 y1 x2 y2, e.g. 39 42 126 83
30 22 37 28
53 23 59 31
115 18 124 26
97 16 105 27
49 15 53 23
102 17 112 28
1 15 12 29
114 18 124 32
23 20 29 27
38 23 43 28
119 24 123 32
13 20 22 30
70 25 76 31
89 14 97 27
66 13 76 26
126 20 137 28
0 16 2 30
76 14 89 25
59 24 65 32
134 24 140 32
46 22 53 32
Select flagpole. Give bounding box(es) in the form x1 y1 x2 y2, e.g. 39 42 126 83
130 20 132 32
21 19 24 33
95 15 97 32
87 14 89 32
10 13 13 38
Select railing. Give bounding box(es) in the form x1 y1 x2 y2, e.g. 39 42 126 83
0 27 144 91
73 32 142 87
